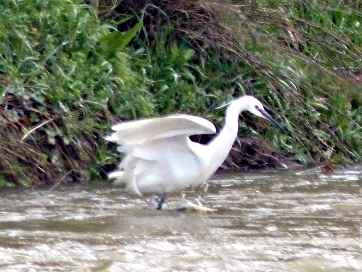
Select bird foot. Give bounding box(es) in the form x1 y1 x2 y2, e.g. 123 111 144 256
154 193 167 210
176 199 217 212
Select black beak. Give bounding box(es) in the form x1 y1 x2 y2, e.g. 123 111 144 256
257 107 285 131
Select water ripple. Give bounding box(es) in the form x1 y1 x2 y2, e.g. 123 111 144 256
0 166 361 271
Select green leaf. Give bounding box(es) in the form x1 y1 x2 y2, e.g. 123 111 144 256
100 20 143 56
0 175 7 188
183 49 194 61
0 86 5 104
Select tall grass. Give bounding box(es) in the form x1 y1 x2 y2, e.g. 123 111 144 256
0 0 153 186
109 0 362 165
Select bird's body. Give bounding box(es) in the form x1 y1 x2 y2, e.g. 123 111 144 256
106 95 278 208
107 115 214 196
128 137 203 194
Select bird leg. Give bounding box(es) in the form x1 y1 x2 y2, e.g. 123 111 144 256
155 193 167 210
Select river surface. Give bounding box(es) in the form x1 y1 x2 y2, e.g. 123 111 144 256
0 166 361 271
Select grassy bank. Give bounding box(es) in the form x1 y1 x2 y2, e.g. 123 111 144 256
0 0 151 186
0 0 361 187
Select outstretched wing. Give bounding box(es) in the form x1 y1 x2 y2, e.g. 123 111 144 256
105 114 216 146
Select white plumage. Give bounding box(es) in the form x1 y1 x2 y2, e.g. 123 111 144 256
106 95 278 209
106 114 216 146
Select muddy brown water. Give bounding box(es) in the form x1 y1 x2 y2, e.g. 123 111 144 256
0 166 361 271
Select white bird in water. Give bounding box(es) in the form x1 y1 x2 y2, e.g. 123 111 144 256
106 95 280 210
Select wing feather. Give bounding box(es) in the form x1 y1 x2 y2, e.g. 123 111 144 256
105 114 216 146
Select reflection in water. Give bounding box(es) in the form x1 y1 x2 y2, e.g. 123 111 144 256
0 166 361 271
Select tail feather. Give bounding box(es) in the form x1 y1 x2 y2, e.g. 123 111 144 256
107 170 142 196
104 133 118 143
108 170 126 186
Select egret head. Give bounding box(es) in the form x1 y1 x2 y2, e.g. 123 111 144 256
233 96 282 129
239 96 265 118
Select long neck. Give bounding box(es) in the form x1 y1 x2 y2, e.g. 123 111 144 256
203 102 243 178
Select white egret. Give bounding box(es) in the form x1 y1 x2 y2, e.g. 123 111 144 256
106 95 280 210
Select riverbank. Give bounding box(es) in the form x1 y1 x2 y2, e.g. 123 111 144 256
0 0 361 187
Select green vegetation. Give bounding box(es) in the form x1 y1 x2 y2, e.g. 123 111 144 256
0 0 151 185
0 0 361 187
